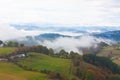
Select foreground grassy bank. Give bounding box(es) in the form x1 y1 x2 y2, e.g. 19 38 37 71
0 62 46 80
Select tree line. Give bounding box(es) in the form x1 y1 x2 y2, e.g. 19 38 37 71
83 54 120 74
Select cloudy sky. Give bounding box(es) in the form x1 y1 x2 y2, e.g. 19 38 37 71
0 0 120 26
0 0 120 40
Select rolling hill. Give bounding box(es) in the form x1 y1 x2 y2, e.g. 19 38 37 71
93 30 120 41
16 52 71 77
0 62 46 80
13 30 120 46
0 46 120 80
0 47 16 56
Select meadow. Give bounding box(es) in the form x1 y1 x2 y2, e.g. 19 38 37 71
0 46 120 80
17 52 71 77
0 47 71 80
97 46 120 65
0 47 16 56
0 47 46 80
0 62 46 80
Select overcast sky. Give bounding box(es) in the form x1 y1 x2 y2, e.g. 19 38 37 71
0 0 120 26
0 0 120 40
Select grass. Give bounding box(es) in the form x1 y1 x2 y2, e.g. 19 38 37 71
97 46 113 57
113 59 120 65
0 62 46 80
97 46 120 65
0 47 16 56
17 52 71 77
0 47 71 79
97 46 120 57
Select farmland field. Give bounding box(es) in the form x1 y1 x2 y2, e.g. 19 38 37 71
97 46 120 65
113 59 120 65
0 47 16 56
0 62 46 80
0 48 71 80
17 52 71 77
97 46 120 56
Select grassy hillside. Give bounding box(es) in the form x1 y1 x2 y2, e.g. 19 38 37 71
16 52 71 77
0 47 71 80
97 46 120 65
0 62 46 80
0 46 119 80
0 47 16 56
97 46 120 56
113 59 120 65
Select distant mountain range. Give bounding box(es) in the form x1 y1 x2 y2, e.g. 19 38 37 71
17 33 72 46
10 24 120 33
15 30 120 46
35 33 71 40
10 24 120 45
93 30 120 41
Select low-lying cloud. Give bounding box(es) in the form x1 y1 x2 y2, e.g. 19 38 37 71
43 36 98 54
0 24 51 40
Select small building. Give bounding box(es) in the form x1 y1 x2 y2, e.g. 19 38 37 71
0 44 3 47
10 54 26 59
0 58 8 61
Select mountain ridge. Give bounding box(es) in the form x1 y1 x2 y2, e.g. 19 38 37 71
10 30 120 46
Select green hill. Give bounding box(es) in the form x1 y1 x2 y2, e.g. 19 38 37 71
16 52 71 77
97 46 120 65
0 46 120 80
0 47 16 56
0 62 46 80
0 47 71 80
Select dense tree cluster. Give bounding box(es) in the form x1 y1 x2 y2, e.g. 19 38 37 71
99 42 109 47
0 40 3 45
83 54 120 74
69 52 106 80
58 49 69 58
3 41 24 47
11 45 51 55
48 72 66 80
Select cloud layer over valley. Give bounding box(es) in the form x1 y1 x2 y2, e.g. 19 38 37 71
42 36 98 54
0 23 114 54
0 24 49 40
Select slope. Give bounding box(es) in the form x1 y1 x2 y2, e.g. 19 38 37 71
16 52 71 77
0 62 46 80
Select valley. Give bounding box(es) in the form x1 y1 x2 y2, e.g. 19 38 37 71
0 0 119 79
0 30 120 80
0 41 120 80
